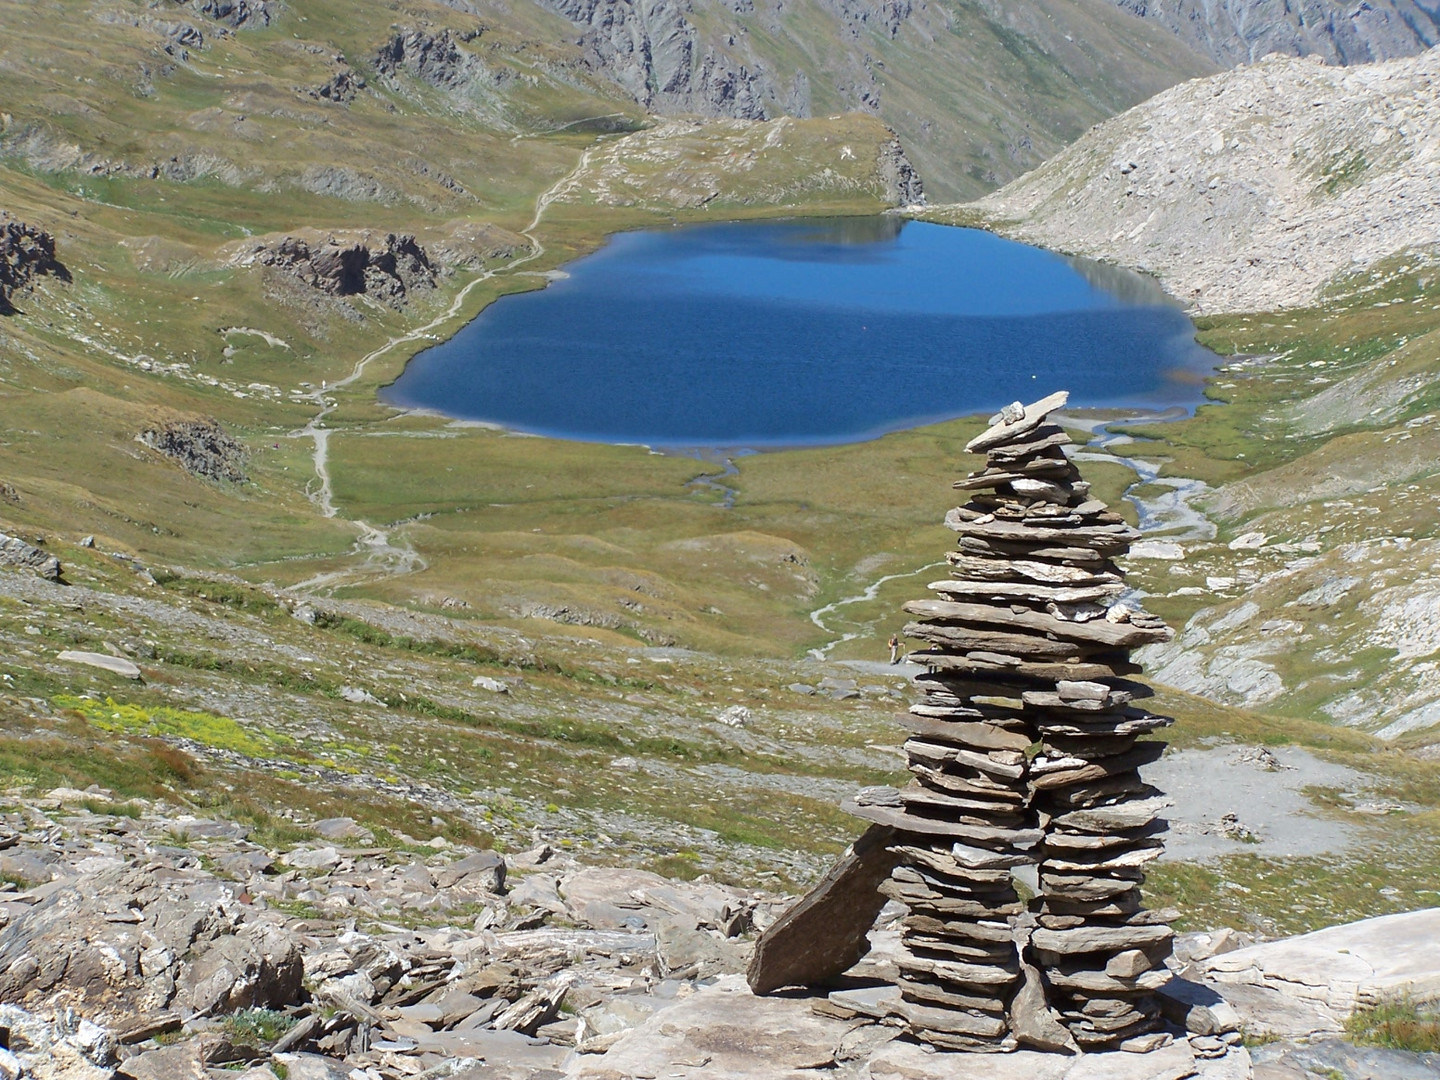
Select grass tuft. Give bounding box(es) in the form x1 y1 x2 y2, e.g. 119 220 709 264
1346 996 1440 1053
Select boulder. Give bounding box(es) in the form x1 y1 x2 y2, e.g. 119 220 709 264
115 1043 205 1080
1201 907 1440 1019
57 651 141 679
437 850 506 894
176 922 303 1017
0 532 61 581
0 865 301 1027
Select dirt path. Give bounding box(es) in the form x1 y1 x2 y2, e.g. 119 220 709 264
287 146 598 594
807 561 946 659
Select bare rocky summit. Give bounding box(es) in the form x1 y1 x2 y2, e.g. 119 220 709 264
965 47 1440 314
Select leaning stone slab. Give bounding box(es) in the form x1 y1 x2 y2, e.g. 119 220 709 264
1201 907 1440 1018
58 651 142 679
748 823 898 994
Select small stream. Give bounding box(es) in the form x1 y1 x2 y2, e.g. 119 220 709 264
807 561 947 660
1075 419 1216 541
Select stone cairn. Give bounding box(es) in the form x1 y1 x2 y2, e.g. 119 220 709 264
843 390 1179 1052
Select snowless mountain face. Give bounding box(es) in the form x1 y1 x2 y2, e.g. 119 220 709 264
522 0 1220 201
969 46 1440 314
1109 0 1440 65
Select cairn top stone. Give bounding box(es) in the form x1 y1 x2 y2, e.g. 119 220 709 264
965 391 1070 453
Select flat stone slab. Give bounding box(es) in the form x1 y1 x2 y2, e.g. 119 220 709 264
871 1039 1252 1080
1202 907 1440 1019
1147 745 1363 863
567 977 1254 1080
1255 1038 1440 1080
565 975 852 1079
57 651 142 679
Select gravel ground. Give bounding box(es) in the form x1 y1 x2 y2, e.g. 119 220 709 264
1149 744 1366 862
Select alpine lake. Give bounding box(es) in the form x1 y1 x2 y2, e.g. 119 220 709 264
381 216 1219 448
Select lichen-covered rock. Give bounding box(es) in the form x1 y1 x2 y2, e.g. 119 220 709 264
0 1004 114 1080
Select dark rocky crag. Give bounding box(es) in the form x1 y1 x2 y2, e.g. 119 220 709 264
373 28 486 93
537 0 773 119
877 136 924 207
137 418 249 484
241 230 439 307
0 214 70 315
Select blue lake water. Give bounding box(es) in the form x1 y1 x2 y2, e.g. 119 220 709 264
380 217 1219 448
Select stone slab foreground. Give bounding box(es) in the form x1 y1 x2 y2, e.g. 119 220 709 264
1201 907 1440 1020
564 975 1252 1080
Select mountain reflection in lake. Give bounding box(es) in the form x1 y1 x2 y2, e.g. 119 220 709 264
380 218 1219 448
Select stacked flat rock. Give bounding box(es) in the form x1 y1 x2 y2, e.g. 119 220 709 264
848 390 1178 1052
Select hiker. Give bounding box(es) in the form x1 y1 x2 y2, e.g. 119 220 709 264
888 633 900 664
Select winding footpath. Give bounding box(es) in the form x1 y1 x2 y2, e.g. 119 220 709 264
807 561 947 659
287 147 598 593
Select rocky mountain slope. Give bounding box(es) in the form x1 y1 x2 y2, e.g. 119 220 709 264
961 46 1440 314
519 0 1219 200
1109 0 1440 65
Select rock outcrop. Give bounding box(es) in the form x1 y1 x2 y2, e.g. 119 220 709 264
877 135 925 206
537 0 772 119
167 0 277 30
0 214 70 314
311 67 365 104
137 417 249 484
966 47 1440 314
1109 0 1440 66
0 865 302 1026
373 28 485 93
228 229 438 307
0 531 62 582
